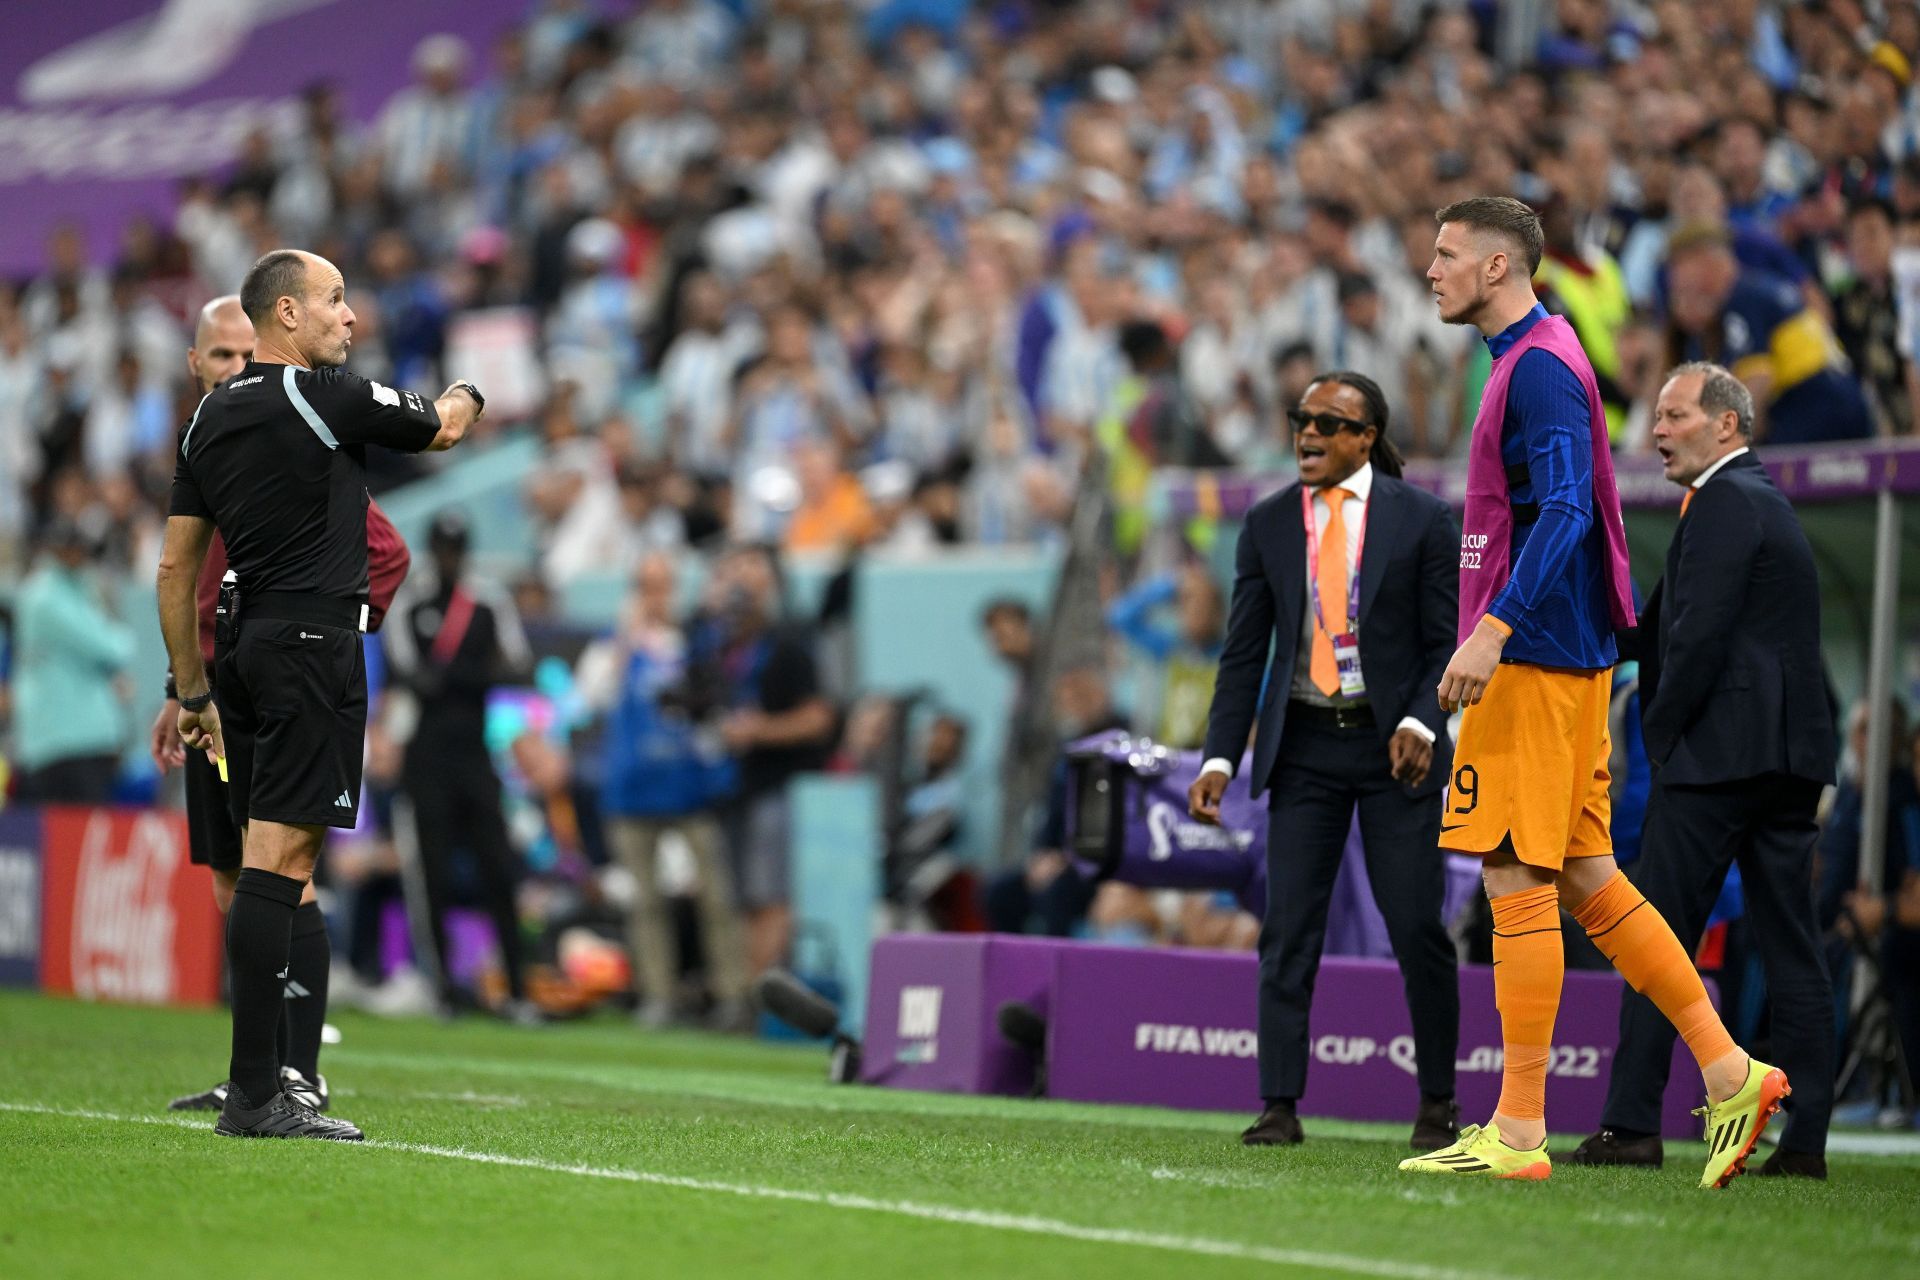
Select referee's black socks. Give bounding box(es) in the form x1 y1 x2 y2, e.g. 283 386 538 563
284 902 331 1083
227 869 304 1105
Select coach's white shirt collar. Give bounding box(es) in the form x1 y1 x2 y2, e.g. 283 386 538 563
1312 461 1373 503
1690 446 1750 490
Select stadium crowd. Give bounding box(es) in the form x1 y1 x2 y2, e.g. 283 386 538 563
0 0 1918 1078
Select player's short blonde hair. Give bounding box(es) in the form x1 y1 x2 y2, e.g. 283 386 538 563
1435 196 1544 275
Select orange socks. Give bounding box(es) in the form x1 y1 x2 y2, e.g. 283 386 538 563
1488 869 1739 1126
1571 870 1737 1071
1489 883 1564 1122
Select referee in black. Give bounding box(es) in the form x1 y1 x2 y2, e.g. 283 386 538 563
159 249 480 1140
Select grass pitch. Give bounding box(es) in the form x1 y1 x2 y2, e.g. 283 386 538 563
2 990 1916 1280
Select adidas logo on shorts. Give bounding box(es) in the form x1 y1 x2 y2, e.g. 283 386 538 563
335 791 352 808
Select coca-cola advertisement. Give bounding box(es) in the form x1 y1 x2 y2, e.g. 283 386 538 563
39 806 222 1006
0 808 42 988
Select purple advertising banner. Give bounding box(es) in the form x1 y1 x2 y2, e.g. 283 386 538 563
0 807 44 988
1064 731 1484 958
0 0 532 275
1168 439 1920 518
1045 944 1708 1138
861 934 1055 1096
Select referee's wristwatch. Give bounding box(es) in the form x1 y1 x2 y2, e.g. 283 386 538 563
450 380 485 420
178 690 214 713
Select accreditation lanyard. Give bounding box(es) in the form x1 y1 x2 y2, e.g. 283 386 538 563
1301 485 1368 636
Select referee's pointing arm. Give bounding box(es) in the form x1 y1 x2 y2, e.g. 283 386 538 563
254 249 484 448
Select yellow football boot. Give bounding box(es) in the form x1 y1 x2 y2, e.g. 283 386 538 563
1697 1058 1791 1189
1397 1121 1551 1180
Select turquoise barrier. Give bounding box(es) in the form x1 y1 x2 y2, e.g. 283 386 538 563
789 773 881 1035
851 548 1058 867
558 557 832 630
377 434 542 559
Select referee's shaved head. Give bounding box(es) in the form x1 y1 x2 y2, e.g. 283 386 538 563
187 294 256 394
241 249 311 326
194 295 248 347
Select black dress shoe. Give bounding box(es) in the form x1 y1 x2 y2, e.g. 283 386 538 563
1563 1128 1663 1167
1758 1148 1828 1179
1242 1103 1304 1146
1410 1096 1460 1151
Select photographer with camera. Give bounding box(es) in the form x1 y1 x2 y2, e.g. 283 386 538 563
596 550 748 1029
692 544 836 980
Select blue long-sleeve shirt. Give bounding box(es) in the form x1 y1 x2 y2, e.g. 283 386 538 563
1484 305 1619 670
1106 573 1181 660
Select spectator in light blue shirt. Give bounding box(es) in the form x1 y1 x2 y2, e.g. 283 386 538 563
10 520 136 804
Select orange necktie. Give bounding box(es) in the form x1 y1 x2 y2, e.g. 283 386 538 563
1309 485 1352 696
1680 488 1694 516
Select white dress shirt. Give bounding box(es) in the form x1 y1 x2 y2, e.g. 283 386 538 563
1690 445 1750 491
1199 462 1435 780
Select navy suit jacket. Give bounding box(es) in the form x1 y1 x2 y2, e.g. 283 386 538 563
1200 473 1460 798
1637 451 1837 787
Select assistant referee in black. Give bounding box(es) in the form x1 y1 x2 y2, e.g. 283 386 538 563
158 249 481 1140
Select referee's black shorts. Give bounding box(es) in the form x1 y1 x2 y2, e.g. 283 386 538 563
184 667 242 871
218 606 367 830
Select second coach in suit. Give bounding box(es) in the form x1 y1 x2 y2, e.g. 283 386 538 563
1570 362 1838 1177
1189 371 1462 1151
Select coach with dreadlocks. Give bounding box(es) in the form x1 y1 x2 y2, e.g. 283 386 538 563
1189 370 1464 1151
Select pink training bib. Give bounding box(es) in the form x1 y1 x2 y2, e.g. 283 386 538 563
1458 313 1636 648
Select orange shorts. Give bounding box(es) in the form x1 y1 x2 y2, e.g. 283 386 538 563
1438 663 1614 871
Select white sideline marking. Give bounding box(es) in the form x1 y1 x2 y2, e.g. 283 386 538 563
333 1088 527 1108
335 1046 1274 1134
1825 1132 1920 1157
0 1101 1493 1280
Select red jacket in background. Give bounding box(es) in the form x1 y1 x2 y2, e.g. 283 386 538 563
193 499 411 661
364 500 412 631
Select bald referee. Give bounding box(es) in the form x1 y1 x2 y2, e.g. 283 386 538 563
158 250 479 1140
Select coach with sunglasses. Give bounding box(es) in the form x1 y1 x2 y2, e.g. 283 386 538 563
1190 371 1463 1151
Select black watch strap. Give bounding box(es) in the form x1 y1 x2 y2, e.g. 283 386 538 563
179 691 214 713
451 380 485 418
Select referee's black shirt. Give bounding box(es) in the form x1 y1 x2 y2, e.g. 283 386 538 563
169 362 440 599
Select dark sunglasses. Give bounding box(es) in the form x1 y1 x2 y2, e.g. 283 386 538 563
1287 409 1374 437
